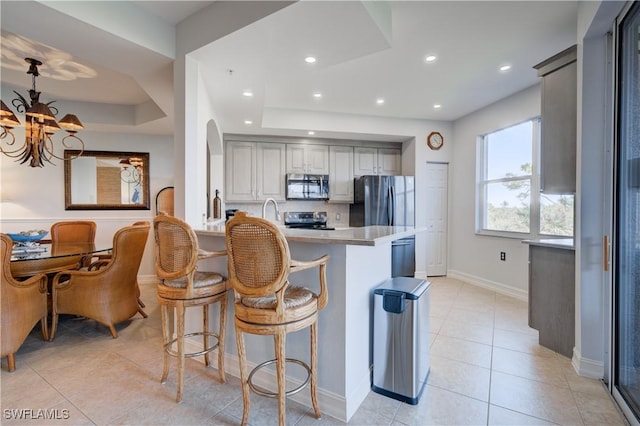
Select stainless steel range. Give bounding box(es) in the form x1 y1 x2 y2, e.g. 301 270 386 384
283 211 335 230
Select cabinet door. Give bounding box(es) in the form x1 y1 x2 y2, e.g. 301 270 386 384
257 143 286 201
306 145 329 174
354 147 377 176
286 144 307 174
225 141 256 201
329 146 354 202
540 61 577 193
286 144 329 174
377 149 401 175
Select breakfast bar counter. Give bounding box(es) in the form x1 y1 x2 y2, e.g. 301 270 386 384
196 222 419 246
193 223 425 422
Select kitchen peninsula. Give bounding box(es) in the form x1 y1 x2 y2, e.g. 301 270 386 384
194 222 425 422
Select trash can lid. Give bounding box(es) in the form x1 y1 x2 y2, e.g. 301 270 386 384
373 277 430 300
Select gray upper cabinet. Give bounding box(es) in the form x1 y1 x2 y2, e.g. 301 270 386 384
286 144 329 174
329 145 354 202
225 141 286 202
534 45 577 194
353 147 401 177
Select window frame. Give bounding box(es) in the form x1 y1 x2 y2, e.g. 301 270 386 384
476 117 574 239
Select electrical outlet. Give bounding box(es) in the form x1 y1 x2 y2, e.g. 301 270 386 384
500 252 506 261
336 212 341 221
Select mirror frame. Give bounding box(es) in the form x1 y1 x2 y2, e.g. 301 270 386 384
64 150 151 210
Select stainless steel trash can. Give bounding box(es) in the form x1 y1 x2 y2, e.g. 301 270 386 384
372 277 430 404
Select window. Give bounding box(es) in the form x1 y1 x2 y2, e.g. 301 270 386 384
477 118 574 238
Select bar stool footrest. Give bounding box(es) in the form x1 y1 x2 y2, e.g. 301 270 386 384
165 331 220 358
248 358 311 397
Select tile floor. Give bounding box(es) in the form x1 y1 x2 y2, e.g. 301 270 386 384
1 276 629 425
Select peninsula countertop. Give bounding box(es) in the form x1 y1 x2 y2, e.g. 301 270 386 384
522 238 575 250
195 222 425 246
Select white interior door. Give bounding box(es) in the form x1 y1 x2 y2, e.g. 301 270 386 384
426 162 448 276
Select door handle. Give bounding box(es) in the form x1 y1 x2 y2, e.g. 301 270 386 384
603 235 609 271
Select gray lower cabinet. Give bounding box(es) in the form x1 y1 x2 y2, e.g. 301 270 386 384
528 244 575 357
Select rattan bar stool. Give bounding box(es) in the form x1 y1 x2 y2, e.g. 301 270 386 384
153 214 229 402
225 211 329 426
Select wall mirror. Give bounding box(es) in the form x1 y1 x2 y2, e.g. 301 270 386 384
64 150 150 210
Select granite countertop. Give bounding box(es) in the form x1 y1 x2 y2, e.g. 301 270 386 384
195 222 425 246
522 238 575 250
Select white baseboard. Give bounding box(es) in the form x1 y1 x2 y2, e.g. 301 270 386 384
572 347 605 379
345 368 372 420
183 337 350 422
447 269 528 301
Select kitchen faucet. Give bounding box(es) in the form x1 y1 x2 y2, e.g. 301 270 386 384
261 198 281 222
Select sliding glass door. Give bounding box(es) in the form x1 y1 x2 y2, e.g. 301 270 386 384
614 2 640 423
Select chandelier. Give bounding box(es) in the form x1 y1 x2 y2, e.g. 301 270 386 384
0 58 84 168
120 157 144 185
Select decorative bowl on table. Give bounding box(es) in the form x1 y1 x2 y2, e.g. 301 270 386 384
7 230 48 243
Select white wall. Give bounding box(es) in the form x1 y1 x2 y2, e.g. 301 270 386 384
448 85 541 299
0 126 174 275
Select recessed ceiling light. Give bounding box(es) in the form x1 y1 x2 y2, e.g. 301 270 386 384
244 120 253 125
425 55 437 63
500 65 511 72
376 98 385 105
433 104 442 109
313 92 322 99
242 91 253 97
305 56 317 64
308 131 315 135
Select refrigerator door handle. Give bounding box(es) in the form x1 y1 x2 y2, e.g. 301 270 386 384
388 185 394 226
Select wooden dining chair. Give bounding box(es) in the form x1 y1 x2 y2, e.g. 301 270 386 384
87 220 149 318
50 220 97 268
49 222 150 340
225 211 329 426
0 234 49 372
153 213 228 402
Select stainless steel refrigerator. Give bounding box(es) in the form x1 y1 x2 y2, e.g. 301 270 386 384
349 175 415 277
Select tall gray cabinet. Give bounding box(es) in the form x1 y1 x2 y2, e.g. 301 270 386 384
534 45 577 194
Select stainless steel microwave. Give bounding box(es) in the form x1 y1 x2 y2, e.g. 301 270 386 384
285 174 329 200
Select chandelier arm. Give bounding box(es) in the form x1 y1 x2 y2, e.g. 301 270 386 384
40 136 58 165
121 164 142 184
12 92 29 113
0 130 25 156
41 133 84 162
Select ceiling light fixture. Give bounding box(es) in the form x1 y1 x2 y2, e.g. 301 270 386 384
0 58 84 168
313 92 322 99
308 131 315 135
0 58 84 167
305 56 317 64
242 91 253 97
500 65 512 72
376 98 385 105
425 55 437 63
244 120 253 125
433 104 442 109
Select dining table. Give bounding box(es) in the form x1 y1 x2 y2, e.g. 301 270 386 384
10 242 112 278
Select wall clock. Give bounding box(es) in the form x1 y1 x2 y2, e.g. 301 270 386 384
427 131 444 150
